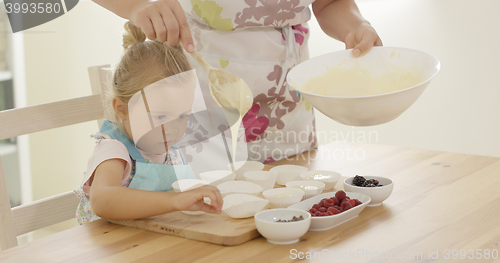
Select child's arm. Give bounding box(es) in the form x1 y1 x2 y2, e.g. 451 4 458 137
89 158 222 220
92 0 194 51
312 0 383 57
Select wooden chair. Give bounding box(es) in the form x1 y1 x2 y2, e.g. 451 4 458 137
0 64 112 250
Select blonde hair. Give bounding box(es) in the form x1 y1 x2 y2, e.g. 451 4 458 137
104 21 192 130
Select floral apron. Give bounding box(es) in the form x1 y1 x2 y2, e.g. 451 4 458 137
74 120 195 224
178 0 318 174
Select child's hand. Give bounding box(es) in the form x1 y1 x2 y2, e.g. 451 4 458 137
129 0 195 52
344 22 383 57
173 185 223 214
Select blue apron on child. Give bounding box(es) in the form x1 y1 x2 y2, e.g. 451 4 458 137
99 120 196 191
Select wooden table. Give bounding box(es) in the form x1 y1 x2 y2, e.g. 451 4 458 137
1 142 499 263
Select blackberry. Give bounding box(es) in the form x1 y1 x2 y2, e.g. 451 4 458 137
352 175 366 186
362 181 376 187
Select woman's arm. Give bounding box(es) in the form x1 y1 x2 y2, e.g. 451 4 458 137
312 0 382 57
89 158 222 220
92 0 194 51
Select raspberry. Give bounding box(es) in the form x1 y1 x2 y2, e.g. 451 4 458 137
330 196 339 205
312 204 320 209
327 207 341 215
318 207 327 212
324 201 334 208
341 201 352 211
309 208 317 214
353 199 362 206
347 199 356 207
335 190 347 202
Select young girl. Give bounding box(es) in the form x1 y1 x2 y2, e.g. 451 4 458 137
74 21 222 224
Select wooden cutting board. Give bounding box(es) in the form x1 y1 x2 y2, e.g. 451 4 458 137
109 166 280 246
108 211 260 246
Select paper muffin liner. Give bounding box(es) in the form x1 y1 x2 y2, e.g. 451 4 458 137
227 161 265 180
299 170 341 190
217 181 264 198
171 179 210 193
262 188 305 208
285 180 326 200
222 194 269 219
270 165 309 185
199 170 236 186
243 171 278 191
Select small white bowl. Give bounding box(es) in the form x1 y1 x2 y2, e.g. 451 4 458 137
228 161 265 181
254 208 311 244
286 180 325 200
343 176 394 206
262 188 305 208
217 181 263 198
288 192 371 231
299 170 341 191
243 171 278 191
270 165 309 185
222 194 269 219
199 170 236 186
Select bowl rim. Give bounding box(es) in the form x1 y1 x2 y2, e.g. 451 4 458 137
262 187 306 197
285 180 326 190
343 175 394 189
254 208 312 225
270 164 309 172
288 46 441 99
299 170 341 180
288 191 371 220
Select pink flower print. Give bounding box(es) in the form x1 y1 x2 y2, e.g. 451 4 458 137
281 24 309 45
263 157 276 164
243 103 270 142
292 24 308 34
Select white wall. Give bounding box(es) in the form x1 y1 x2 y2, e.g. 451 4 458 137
308 0 500 158
23 1 125 203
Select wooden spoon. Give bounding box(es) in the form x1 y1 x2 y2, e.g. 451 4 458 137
187 49 253 116
181 45 254 171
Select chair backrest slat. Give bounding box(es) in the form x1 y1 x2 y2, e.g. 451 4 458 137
11 192 80 236
0 95 103 141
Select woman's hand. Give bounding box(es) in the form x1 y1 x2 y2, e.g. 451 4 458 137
173 185 223 214
129 0 195 52
344 22 383 57
312 0 382 57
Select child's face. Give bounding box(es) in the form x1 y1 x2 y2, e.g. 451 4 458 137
126 81 196 155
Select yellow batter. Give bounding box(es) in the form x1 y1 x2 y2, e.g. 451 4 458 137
301 64 425 97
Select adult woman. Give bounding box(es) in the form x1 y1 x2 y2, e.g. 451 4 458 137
92 0 382 170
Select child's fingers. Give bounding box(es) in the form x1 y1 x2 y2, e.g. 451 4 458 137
200 185 223 212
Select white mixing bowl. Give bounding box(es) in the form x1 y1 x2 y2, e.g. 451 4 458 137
287 47 440 126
